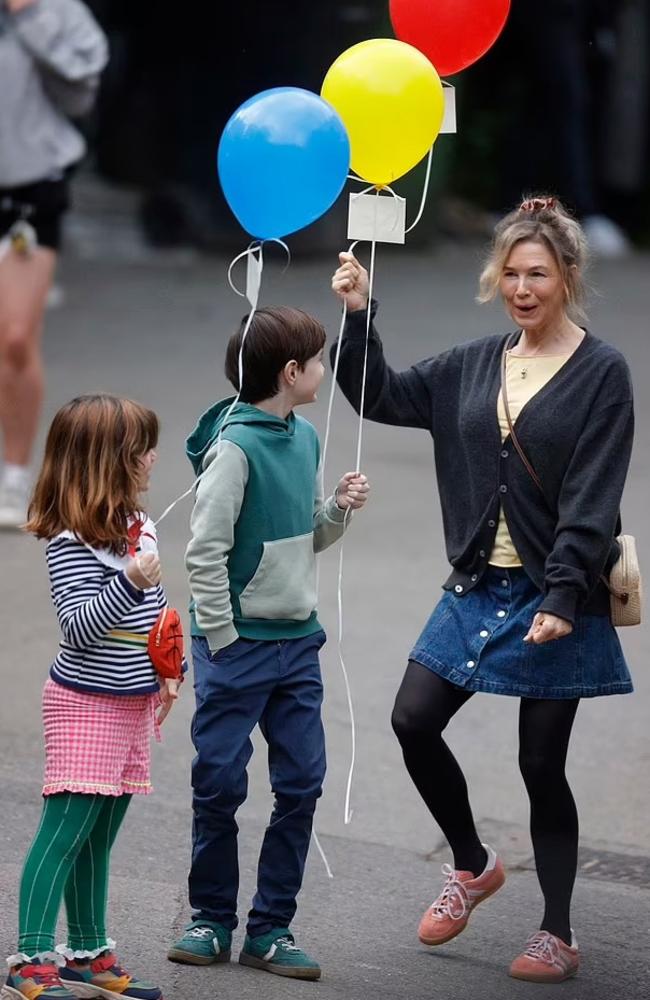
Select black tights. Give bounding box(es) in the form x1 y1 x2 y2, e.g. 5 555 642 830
391 661 579 945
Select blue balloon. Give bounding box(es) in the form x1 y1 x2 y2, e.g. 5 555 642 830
218 87 350 240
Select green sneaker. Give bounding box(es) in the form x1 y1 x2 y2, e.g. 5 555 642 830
239 929 321 981
167 920 232 965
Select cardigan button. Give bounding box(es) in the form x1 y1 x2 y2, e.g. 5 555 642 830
479 549 486 558
454 585 463 594
501 449 509 458
499 484 508 493
488 519 496 528
471 574 478 582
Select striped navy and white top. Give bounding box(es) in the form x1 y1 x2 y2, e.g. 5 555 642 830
46 515 163 696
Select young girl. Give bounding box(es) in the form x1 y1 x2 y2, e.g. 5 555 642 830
2 394 180 1000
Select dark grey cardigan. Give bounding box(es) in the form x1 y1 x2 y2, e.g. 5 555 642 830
333 303 634 624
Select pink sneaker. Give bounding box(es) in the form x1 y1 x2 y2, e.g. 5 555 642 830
509 930 579 983
418 843 505 946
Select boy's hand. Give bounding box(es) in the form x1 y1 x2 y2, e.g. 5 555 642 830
335 472 370 511
157 677 180 725
332 252 370 312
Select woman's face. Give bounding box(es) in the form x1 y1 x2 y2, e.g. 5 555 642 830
499 240 568 335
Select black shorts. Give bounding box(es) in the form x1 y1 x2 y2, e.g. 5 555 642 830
0 175 70 252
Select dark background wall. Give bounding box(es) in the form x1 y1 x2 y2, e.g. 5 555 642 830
83 1 650 249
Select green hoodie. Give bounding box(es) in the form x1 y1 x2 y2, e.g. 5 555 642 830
185 397 348 652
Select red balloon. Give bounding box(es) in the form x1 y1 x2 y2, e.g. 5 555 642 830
390 0 510 77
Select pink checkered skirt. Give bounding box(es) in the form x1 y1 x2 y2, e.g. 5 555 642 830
42 678 160 797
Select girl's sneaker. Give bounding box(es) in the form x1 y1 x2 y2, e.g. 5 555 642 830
418 843 505 946
60 952 162 999
2 961 77 999
509 930 579 983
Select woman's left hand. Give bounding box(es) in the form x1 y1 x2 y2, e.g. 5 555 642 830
335 472 370 511
157 677 180 724
524 612 573 644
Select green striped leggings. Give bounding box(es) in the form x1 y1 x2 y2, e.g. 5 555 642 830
18 792 131 957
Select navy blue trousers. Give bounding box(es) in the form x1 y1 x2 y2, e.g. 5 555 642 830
189 631 326 937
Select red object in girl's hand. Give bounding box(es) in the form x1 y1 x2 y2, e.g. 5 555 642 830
148 607 184 680
390 0 511 77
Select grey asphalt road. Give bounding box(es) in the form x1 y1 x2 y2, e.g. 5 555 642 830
1 233 649 1000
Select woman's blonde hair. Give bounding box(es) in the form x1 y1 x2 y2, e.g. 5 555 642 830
26 394 159 553
478 196 589 321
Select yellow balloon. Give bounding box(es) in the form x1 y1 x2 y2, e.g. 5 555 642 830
321 38 444 188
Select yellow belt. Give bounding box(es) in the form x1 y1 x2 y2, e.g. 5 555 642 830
105 629 148 648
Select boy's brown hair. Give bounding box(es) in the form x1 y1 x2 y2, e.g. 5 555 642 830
25 394 159 554
225 306 326 404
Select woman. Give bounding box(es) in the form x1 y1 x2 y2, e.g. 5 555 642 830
0 0 107 529
331 197 633 984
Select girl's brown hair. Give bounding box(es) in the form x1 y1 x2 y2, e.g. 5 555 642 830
26 395 159 554
478 195 589 321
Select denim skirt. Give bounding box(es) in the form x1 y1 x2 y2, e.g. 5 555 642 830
410 567 633 699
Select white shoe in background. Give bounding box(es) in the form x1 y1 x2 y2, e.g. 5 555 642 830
582 215 631 258
0 482 29 529
0 466 31 530
46 283 65 310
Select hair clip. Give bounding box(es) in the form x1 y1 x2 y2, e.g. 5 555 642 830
519 197 556 214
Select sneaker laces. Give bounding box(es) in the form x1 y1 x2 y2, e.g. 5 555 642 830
429 864 470 921
19 963 61 987
524 931 560 964
186 926 216 941
275 936 300 953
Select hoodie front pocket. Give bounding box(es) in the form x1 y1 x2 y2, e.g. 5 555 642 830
239 533 316 621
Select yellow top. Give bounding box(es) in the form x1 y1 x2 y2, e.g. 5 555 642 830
489 352 571 567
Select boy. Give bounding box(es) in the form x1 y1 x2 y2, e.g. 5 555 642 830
169 306 369 980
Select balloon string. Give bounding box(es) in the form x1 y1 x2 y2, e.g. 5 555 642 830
321 239 359 488
348 145 435 237
354 196 378 473
227 240 260 298
405 145 434 234
311 828 334 879
321 193 378 826
155 241 275 527
341 201 377 825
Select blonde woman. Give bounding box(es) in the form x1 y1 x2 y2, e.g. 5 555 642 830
331 198 633 983
0 0 107 528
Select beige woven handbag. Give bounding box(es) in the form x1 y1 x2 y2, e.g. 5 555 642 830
609 534 642 627
500 337 642 628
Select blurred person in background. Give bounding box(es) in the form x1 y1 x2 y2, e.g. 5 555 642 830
0 0 107 529
499 0 640 257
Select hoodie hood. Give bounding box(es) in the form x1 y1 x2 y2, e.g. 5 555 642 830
186 397 296 474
